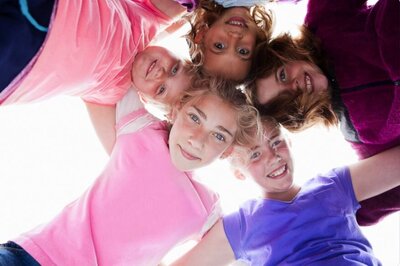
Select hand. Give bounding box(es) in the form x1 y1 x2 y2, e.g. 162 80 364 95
174 0 198 11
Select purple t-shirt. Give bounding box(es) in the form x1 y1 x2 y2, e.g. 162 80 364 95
223 167 381 265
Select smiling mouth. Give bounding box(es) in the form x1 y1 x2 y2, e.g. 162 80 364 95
226 17 247 28
179 145 200 161
146 60 157 77
304 73 313 93
267 164 287 179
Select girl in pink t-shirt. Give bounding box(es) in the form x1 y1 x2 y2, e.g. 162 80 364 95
1 75 261 265
0 0 195 106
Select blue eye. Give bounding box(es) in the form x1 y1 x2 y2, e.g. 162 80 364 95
213 132 225 142
271 139 282 149
214 43 225 49
250 151 261 160
171 64 179 75
189 113 200 124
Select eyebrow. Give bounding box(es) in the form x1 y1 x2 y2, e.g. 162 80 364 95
193 105 234 137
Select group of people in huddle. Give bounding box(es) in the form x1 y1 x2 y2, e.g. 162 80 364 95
0 0 398 265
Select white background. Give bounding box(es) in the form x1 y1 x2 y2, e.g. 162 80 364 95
0 0 398 265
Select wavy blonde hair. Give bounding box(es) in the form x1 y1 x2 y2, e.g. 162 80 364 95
178 73 262 146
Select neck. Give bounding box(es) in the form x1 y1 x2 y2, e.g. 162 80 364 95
264 184 301 202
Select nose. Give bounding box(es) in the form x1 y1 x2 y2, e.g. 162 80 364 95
228 30 243 39
263 146 280 164
153 66 167 80
187 132 205 150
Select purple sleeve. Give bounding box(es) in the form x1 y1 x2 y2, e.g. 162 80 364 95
331 167 360 212
222 211 243 260
174 0 198 12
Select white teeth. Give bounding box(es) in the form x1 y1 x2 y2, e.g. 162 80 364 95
268 165 286 178
305 73 312 92
228 21 244 27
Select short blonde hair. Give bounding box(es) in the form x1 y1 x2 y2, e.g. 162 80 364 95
179 73 262 147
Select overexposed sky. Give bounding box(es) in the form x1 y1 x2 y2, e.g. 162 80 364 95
0 1 398 265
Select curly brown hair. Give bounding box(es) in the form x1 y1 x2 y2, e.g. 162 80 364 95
184 1 273 81
245 27 338 132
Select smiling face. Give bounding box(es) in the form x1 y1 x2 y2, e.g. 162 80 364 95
256 60 328 105
201 7 261 81
232 121 298 201
168 93 238 171
131 46 192 107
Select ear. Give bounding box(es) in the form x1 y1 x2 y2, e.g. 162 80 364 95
220 145 234 159
169 106 180 123
233 169 246 181
194 25 208 44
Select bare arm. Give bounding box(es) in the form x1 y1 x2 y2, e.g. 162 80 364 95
350 145 400 202
151 0 186 19
84 101 116 155
170 219 235 266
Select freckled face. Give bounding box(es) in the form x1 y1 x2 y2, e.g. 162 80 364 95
256 60 328 104
169 93 238 171
202 7 261 81
233 123 295 199
131 46 191 107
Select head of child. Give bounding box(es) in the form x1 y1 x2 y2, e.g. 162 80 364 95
168 74 261 172
246 31 338 132
229 116 298 201
131 45 193 112
185 2 273 82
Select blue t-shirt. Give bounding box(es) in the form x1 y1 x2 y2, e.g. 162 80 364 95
223 167 381 265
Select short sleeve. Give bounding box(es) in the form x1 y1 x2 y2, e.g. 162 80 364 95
223 211 244 260
331 167 360 212
197 200 222 240
115 88 158 135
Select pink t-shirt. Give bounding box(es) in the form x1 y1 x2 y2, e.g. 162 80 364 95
1 0 172 105
14 89 220 265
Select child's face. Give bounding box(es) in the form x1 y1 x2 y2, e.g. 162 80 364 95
256 60 328 104
201 7 260 81
169 93 238 171
131 46 191 107
232 122 295 198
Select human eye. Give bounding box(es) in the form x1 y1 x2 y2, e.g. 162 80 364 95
250 151 261 160
237 47 250 56
212 132 226 142
189 113 200 124
214 42 225 50
171 63 179 76
270 138 282 149
278 67 287 82
157 85 166 95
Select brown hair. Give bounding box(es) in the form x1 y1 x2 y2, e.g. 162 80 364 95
178 73 262 146
245 27 338 132
184 1 274 80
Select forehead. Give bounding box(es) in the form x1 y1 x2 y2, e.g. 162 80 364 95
184 93 238 129
203 51 251 81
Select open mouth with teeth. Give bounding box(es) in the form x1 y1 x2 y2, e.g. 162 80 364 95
225 17 248 28
304 73 313 93
267 164 287 179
